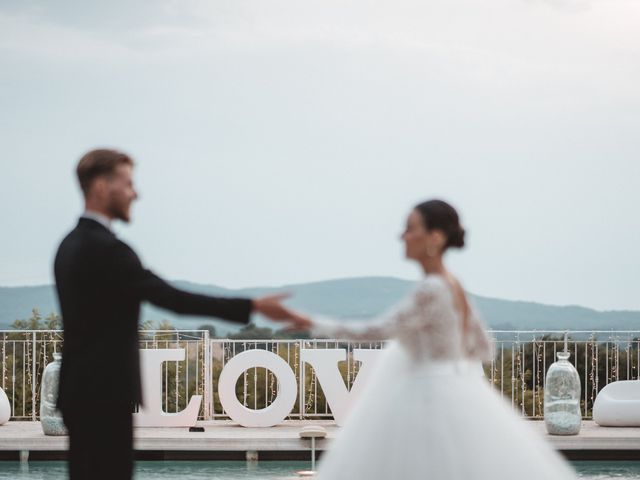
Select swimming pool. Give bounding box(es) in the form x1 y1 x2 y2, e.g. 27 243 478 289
0 461 307 480
573 462 640 479
0 461 638 479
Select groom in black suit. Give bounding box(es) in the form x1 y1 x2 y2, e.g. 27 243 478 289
54 148 297 480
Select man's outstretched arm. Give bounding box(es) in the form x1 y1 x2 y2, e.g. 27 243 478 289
110 241 298 324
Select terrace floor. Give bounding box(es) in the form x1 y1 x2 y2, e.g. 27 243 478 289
2 420 640 461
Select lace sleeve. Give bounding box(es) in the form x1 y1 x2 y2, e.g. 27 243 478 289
464 309 494 361
311 279 449 343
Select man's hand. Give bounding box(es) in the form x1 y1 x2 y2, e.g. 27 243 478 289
252 293 313 330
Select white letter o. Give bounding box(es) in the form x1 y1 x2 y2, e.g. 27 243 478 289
218 350 297 427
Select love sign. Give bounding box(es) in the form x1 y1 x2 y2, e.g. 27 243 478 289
133 347 383 427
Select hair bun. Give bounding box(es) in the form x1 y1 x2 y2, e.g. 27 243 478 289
415 199 466 251
447 227 465 249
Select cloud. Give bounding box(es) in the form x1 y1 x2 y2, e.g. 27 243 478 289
2 0 639 68
0 12 136 62
1 0 639 309
525 0 593 12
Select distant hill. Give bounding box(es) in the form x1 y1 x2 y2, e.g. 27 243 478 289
1 277 639 334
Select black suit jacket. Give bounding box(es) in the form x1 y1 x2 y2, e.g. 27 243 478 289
54 218 252 410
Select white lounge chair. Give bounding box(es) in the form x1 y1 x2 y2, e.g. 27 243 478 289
593 380 640 426
0 387 10 425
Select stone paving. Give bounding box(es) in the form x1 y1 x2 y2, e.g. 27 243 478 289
2 420 640 459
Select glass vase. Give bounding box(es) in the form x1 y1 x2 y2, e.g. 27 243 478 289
544 351 581 435
40 352 67 436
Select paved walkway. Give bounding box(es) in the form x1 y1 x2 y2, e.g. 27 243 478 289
0 420 337 453
2 420 640 459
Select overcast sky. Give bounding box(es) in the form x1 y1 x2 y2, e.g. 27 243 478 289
1 0 638 311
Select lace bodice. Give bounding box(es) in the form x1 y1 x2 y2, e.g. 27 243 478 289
312 275 493 362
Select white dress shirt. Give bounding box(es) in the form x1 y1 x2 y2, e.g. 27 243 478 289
81 210 113 232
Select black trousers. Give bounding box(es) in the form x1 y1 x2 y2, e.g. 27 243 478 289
62 405 133 480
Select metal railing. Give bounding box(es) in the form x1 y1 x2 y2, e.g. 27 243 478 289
488 330 640 419
0 330 210 421
2 330 639 421
1 330 63 420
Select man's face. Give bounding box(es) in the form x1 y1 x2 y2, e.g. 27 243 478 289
105 164 138 223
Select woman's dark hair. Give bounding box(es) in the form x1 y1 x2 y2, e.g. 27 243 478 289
414 199 465 249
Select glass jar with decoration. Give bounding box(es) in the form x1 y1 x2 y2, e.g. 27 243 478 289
544 345 582 435
40 352 67 436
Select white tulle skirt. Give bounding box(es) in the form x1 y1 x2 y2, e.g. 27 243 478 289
316 342 578 480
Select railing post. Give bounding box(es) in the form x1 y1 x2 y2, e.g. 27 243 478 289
203 330 211 420
299 339 304 420
31 331 37 421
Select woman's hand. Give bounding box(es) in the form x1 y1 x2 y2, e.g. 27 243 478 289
282 312 313 332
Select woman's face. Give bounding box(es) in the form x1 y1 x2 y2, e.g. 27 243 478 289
401 210 429 260
401 209 445 260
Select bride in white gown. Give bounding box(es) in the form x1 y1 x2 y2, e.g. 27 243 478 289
281 199 578 480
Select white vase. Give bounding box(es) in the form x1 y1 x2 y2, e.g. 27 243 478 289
0 387 10 425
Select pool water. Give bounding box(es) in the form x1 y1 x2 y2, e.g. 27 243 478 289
0 461 308 479
574 462 640 479
0 461 639 479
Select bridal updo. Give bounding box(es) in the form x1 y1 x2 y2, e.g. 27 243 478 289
414 199 465 250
